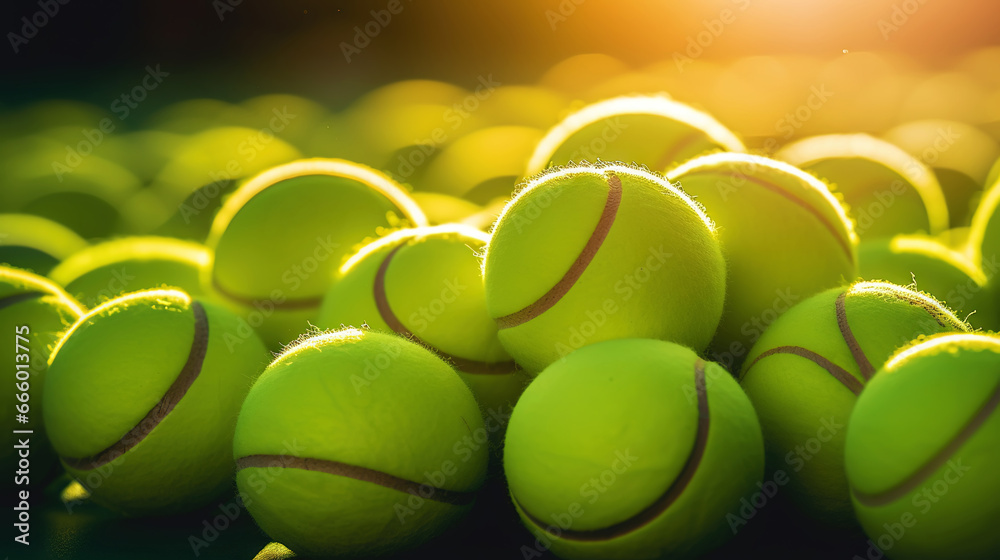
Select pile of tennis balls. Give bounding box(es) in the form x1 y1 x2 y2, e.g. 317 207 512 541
6 88 1000 560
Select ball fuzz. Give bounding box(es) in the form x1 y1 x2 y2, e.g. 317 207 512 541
483 162 726 373
233 329 489 558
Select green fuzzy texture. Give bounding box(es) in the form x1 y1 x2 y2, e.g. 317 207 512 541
206 159 426 348
0 267 83 487
858 235 998 330
234 329 488 558
846 333 1000 560
483 163 726 374
739 281 970 525
777 133 949 240
525 95 745 175
318 226 527 417
504 339 763 560
666 154 858 369
43 289 270 516
0 213 88 275
49 236 210 309
968 177 1000 277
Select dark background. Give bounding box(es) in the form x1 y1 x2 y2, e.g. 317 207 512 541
3 0 999 111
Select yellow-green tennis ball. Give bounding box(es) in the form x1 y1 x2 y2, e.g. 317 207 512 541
666 153 858 369
410 192 482 226
206 159 427 348
858 234 998 330
0 213 88 275
883 120 1000 227
419 125 544 203
967 176 1000 275
483 162 726 374
776 133 949 240
739 281 970 525
49 236 210 309
43 289 270 515
505 338 764 560
845 333 1000 560
1 267 84 487
987 156 1000 190
525 95 745 175
318 225 525 419
233 328 488 558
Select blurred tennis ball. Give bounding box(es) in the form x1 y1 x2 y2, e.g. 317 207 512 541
234 328 488 558
845 333 1000 560
0 214 88 275
967 176 1000 274
1 148 141 239
318 225 524 422
49 236 210 308
461 197 508 232
43 289 270 515
777 133 949 240
526 95 744 175
739 281 970 525
483 162 725 374
410 192 482 225
505 338 764 560
667 153 858 369
883 119 1000 227
858 235 998 330
1 267 84 489
475 85 570 130
206 159 426 347
419 125 543 203
538 53 630 96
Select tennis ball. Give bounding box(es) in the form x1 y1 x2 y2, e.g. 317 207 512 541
883 119 1000 227
858 235 998 330
987 156 1000 190
206 159 427 348
505 338 764 560
410 192 482 225
318 225 525 420
525 95 745 176
2 152 141 238
1 267 84 489
0 213 88 275
845 333 1000 560
483 162 726 374
233 328 488 558
666 153 858 369
461 196 508 232
43 289 270 515
739 281 970 525
967 176 1000 275
49 236 210 309
776 133 949 240
419 125 544 203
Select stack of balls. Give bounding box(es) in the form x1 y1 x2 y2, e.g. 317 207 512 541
5 64 1000 560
